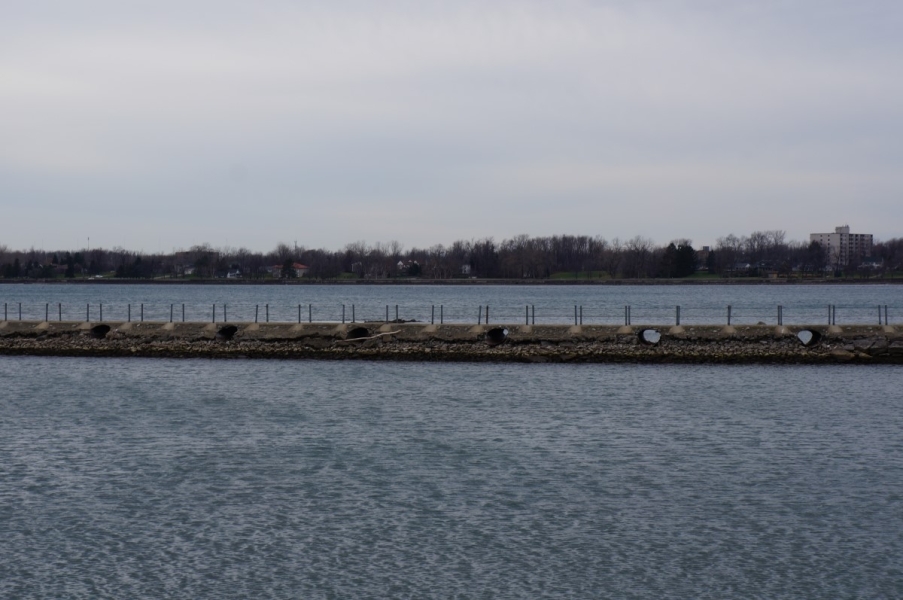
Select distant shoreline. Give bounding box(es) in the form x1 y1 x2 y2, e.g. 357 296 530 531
0 278 900 286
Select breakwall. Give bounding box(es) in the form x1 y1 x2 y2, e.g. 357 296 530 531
1 320 901 363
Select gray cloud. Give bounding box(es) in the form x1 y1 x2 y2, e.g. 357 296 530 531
2 0 901 251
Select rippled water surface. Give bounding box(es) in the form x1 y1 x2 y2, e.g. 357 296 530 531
1 358 901 598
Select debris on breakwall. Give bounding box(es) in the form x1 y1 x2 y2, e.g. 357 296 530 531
1 321 901 364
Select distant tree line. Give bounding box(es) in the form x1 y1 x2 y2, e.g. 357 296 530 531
1 232 901 281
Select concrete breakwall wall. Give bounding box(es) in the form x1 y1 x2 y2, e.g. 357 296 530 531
2 320 902 363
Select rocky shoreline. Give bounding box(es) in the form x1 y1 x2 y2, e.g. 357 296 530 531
2 321 901 364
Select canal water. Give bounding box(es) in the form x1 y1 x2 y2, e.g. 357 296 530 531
1 357 901 598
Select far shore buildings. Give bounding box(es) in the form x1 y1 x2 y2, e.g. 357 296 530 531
810 225 873 267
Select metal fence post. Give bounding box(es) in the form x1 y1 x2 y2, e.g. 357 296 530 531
532 305 535 325
486 305 489 324
182 304 185 322
99 304 103 322
45 303 48 322
342 304 345 324
309 304 312 323
396 305 399 321
141 304 144 322
526 305 529 325
441 305 443 324
624 305 628 326
224 304 227 323
676 305 680 326
212 304 215 323
352 305 355 323
580 305 583 325
478 305 483 325
432 305 435 325
727 305 732 326
385 305 389 323
59 303 62 322
266 304 269 323
170 304 173 323
86 303 88 322
255 305 259 323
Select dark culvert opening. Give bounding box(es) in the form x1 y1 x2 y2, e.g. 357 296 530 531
797 329 822 347
216 325 238 342
638 329 662 345
89 324 111 339
347 327 370 340
486 327 509 346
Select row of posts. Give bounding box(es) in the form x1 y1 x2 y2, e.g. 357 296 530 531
0 302 896 326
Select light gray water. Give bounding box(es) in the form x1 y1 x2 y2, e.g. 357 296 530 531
1 282 901 324
1 357 901 598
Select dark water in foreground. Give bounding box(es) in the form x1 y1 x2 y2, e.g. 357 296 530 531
1 358 901 598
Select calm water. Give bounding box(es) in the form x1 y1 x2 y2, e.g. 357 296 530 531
1 282 901 324
1 357 901 598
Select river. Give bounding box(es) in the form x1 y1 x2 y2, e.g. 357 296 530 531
1 357 900 598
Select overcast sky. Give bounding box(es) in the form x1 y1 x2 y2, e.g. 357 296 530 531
2 1 901 253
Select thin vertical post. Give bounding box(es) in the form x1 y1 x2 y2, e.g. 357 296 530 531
342 304 345 324
128 304 131 322
224 304 227 323
170 304 173 323
298 304 301 324
45 303 48 322
99 304 103 322
440 305 443 324
395 305 399 321
266 304 269 323
386 305 389 323
727 305 732 326
432 305 435 325
486 305 489 324
532 305 535 325
879 305 882 325
19 302 22 321
3 303 6 321
86 303 88 322
255 305 259 323
526 305 529 325
212 304 215 323
885 305 889 325
624 305 628 326
352 305 355 323
574 305 578 326
309 304 312 323
478 305 483 325
141 304 144 322
580 305 583 325
676 305 680 326
828 305 831 325
182 304 185 322
629 306 631 325
59 303 62 321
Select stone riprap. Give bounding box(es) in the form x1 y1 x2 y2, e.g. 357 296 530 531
1 320 901 363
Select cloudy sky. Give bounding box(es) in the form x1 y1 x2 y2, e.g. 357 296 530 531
2 1 901 252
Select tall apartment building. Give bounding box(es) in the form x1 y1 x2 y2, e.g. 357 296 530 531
810 225 873 266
